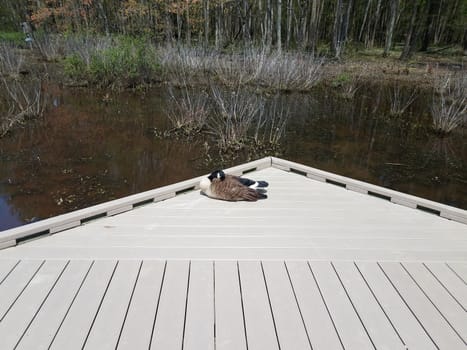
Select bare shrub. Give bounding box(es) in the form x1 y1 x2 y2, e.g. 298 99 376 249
165 83 209 134
158 45 213 84
431 73 467 134
157 45 323 92
389 84 418 116
254 52 323 91
339 71 363 99
34 34 65 61
63 34 113 67
253 94 289 146
1 77 47 136
207 86 263 151
213 48 265 87
0 42 24 77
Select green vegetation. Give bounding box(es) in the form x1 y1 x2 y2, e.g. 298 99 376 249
0 31 23 44
63 37 160 88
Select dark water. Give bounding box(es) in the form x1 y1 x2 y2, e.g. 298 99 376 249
1 84 466 231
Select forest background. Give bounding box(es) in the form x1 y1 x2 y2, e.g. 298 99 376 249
0 0 466 60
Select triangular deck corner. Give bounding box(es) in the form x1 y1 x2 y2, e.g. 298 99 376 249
0 157 465 349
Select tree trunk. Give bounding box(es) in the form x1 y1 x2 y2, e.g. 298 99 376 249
215 2 223 49
286 0 292 49
358 0 372 42
383 0 398 57
309 0 321 55
186 2 191 45
204 0 210 46
368 0 382 48
400 0 421 60
332 0 344 58
277 0 282 51
463 28 467 55
332 0 352 59
420 0 438 51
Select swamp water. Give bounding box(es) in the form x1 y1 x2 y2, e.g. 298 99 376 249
0 84 466 231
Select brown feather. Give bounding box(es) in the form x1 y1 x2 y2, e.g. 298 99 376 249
211 176 263 201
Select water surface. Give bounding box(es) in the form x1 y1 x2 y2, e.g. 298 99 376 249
0 85 465 231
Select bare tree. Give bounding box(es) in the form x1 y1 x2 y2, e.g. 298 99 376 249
400 0 422 61
383 0 399 57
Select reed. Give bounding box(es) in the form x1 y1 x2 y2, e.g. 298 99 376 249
0 77 47 136
207 85 263 151
0 42 24 77
165 83 209 134
431 74 466 134
389 84 418 116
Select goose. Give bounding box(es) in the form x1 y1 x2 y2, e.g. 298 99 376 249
199 170 268 201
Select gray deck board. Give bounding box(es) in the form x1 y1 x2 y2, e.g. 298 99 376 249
355 262 438 350
150 260 189 350
261 261 312 350
0 260 43 320
49 260 117 350
0 260 67 350
0 158 465 349
238 261 279 350
16 260 92 350
424 263 467 311
402 262 467 343
117 260 165 350
183 261 215 350
214 261 247 350
84 260 141 350
309 261 374 350
448 263 467 282
285 261 343 350
0 260 18 284
332 262 405 350
380 262 466 349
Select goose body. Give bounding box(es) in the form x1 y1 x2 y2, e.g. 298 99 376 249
199 170 268 201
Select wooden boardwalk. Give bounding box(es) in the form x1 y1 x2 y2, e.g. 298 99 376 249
0 157 466 349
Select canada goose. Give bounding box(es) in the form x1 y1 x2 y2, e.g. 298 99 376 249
199 170 268 201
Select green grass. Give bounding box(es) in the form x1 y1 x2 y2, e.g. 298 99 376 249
0 31 24 44
64 36 161 88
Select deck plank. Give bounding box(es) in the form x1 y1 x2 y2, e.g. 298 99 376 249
402 262 467 343
0 260 67 350
117 260 165 350
0 260 19 284
238 261 279 350
356 262 437 350
150 260 189 350
448 263 467 283
84 260 141 350
285 261 342 350
183 261 214 350
309 261 374 350
0 260 43 319
332 262 405 350
214 261 247 350
49 260 117 350
25 235 467 253
380 262 465 349
1 245 466 261
424 263 467 311
261 261 311 350
16 260 93 350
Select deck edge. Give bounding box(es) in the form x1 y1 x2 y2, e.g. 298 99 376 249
0 157 272 248
271 157 466 225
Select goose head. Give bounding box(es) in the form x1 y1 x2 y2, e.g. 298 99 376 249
200 170 225 194
208 170 225 181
